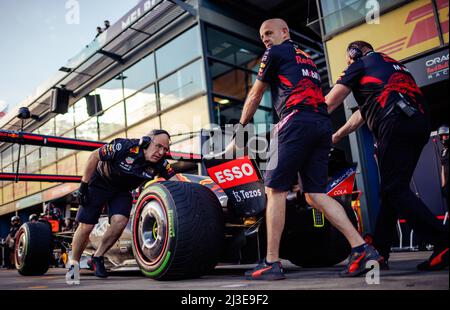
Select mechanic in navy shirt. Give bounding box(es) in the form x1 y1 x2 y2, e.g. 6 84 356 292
326 41 449 271
237 19 378 280
66 129 175 283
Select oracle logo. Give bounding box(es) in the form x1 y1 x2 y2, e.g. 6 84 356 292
214 163 254 184
426 54 449 67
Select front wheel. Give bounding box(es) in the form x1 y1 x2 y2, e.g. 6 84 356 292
15 222 53 276
131 181 224 280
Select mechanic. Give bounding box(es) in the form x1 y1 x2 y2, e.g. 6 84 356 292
235 19 379 281
326 41 449 271
437 125 448 200
66 129 175 284
28 214 38 223
4 216 21 269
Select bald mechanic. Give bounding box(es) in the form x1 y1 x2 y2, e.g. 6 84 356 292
236 19 381 281
66 129 175 285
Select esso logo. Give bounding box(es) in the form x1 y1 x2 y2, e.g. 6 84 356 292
214 164 254 184
207 157 260 189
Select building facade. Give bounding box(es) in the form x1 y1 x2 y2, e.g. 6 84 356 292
0 0 327 236
1 0 446 241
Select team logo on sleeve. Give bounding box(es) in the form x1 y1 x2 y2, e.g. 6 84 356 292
100 144 115 158
165 162 174 175
125 156 135 164
258 59 268 76
294 47 311 58
130 146 139 154
115 143 122 151
261 48 271 62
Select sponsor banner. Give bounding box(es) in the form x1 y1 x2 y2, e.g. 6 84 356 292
0 202 17 216
326 0 448 83
405 48 449 86
204 156 266 216
326 166 357 197
223 182 266 217
206 156 259 190
15 192 43 210
43 183 79 202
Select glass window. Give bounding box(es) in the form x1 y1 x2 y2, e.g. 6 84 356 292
26 150 40 173
57 130 76 159
253 107 273 130
206 26 264 70
12 144 20 164
3 164 13 173
39 119 56 136
125 84 157 127
58 156 76 176
212 73 272 129
94 74 125 110
74 97 90 125
123 54 156 98
320 0 407 35
41 147 56 168
2 147 12 168
159 60 205 110
210 61 253 101
127 117 160 139
76 117 99 141
12 159 26 174
55 106 75 136
24 144 39 155
156 26 201 77
98 103 126 140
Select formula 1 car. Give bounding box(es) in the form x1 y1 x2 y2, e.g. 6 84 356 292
14 145 360 280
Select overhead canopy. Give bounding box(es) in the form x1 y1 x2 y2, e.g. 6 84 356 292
0 0 196 134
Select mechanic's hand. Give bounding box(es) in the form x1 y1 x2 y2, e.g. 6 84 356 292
332 133 341 145
76 181 89 206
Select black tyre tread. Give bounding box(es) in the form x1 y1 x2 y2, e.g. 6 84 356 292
162 181 224 280
134 181 224 280
16 222 52 276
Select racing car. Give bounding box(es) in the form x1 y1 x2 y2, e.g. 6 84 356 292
14 144 361 280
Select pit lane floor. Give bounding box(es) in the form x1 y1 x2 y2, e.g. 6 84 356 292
0 251 447 290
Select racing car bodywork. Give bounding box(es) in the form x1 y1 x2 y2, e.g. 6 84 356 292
14 147 360 280
3 127 360 280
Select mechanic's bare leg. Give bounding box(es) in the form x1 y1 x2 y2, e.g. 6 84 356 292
94 215 129 257
71 223 95 262
265 187 289 262
66 223 94 284
305 193 365 247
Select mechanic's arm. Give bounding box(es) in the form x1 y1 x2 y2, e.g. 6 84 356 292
81 149 100 183
325 84 352 114
239 80 268 126
332 110 365 144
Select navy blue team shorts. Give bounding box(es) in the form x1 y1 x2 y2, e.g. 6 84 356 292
264 110 332 193
76 172 133 225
